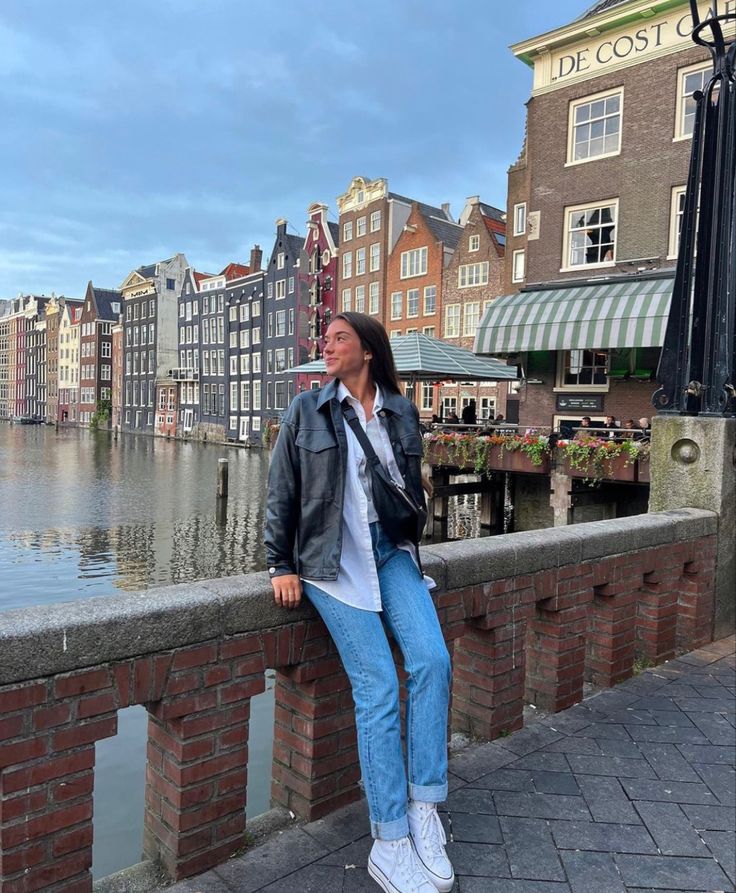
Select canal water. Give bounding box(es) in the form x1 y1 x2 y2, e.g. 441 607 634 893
0 424 484 879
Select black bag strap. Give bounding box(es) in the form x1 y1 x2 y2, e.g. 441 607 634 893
340 399 387 473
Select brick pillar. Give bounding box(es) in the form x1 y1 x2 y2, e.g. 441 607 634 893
527 566 591 712
271 657 360 822
452 615 527 740
677 552 716 650
143 639 265 881
636 566 680 664
0 672 118 893
587 569 640 687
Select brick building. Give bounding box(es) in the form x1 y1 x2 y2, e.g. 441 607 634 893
0 311 8 420
78 282 121 427
58 301 83 425
440 196 509 422
335 176 454 328
111 320 123 430
298 202 339 393
475 0 724 432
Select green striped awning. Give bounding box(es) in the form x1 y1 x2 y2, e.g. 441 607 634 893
473 277 673 355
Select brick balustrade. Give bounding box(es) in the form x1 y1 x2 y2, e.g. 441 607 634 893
0 508 717 892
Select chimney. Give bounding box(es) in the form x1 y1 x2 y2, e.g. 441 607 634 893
275 218 287 236
249 244 263 271
441 202 452 221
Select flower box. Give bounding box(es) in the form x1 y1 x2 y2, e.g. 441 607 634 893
562 452 637 482
423 439 550 474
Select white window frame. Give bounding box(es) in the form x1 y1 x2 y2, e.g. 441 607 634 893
356 216 367 237
342 251 352 279
554 349 610 393
468 234 480 252
406 288 419 319
342 288 351 312
277 251 285 269
423 285 436 316
343 220 353 242
354 285 365 313
512 249 526 283
458 262 489 288
369 242 380 272
370 210 381 232
421 382 433 412
356 247 366 276
400 247 428 279
390 292 402 321
566 87 623 166
668 185 687 260
463 302 480 337
369 282 379 316
513 203 527 237
562 198 618 272
444 304 460 338
674 62 710 141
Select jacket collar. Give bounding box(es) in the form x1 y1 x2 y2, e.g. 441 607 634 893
316 377 406 416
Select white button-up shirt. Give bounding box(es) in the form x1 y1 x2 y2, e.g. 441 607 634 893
302 381 433 612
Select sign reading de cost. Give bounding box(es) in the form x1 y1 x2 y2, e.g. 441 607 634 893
547 1 734 88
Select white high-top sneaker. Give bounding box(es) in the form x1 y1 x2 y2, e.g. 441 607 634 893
368 837 439 893
407 801 455 892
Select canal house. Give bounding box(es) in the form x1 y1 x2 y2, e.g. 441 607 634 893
298 202 339 393
120 254 188 435
78 282 122 428
474 0 725 435
57 300 83 425
226 261 266 445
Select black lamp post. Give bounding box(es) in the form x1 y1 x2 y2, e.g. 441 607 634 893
653 1 736 416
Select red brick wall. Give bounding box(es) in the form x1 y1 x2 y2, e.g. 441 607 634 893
0 522 717 891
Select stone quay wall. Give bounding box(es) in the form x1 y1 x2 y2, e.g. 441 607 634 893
0 509 717 892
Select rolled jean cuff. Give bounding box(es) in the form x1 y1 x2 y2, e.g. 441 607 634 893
371 814 409 841
409 782 448 803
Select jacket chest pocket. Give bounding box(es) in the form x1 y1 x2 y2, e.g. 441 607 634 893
296 429 338 499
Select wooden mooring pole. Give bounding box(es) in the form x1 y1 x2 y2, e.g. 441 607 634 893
217 458 229 499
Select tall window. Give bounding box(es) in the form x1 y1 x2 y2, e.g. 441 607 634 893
356 247 366 275
469 234 480 252
463 302 480 337
406 289 419 318
676 63 710 139
444 304 460 338
356 216 367 237
564 201 617 269
423 286 436 315
512 249 526 283
513 203 527 237
369 243 380 272
369 282 379 315
370 210 381 232
391 292 402 320
568 89 622 162
458 262 489 288
668 186 687 259
343 220 353 241
276 280 286 299
342 288 351 312
400 247 428 279
343 251 352 279
355 285 365 313
421 382 433 411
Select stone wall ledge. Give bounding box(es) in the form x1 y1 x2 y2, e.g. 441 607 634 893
0 508 716 686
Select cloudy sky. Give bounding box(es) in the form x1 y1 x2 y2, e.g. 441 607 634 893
1 0 587 298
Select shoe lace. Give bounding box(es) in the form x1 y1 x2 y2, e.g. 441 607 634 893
419 806 447 859
395 837 433 890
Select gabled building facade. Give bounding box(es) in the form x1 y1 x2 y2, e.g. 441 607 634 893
441 197 509 421
111 321 123 430
58 301 82 425
262 220 306 424
226 268 266 445
78 282 121 427
120 254 188 433
299 203 339 393
475 0 721 433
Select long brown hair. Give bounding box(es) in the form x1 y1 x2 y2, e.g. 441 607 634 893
333 312 401 395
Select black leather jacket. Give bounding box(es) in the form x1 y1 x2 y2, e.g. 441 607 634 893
265 379 425 581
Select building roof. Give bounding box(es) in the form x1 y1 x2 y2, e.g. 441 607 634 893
282 232 304 259
424 212 463 249
389 193 455 223
480 202 505 223
579 0 631 19
220 263 250 281
327 221 340 245
136 256 175 280
92 287 123 321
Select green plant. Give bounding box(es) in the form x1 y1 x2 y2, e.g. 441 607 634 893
262 417 281 447
557 435 646 484
89 399 111 430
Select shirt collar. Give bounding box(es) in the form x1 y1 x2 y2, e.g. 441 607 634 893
337 380 384 414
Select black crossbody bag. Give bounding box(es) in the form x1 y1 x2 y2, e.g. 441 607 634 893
341 401 427 547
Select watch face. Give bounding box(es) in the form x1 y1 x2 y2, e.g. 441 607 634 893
322 250 331 265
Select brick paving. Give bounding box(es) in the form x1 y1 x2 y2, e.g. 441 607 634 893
164 637 735 893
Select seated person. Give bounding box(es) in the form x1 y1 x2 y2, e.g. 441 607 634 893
447 410 460 424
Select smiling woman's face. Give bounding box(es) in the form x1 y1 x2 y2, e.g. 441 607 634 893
323 319 369 380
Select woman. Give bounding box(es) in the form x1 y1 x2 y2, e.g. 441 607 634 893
265 313 454 893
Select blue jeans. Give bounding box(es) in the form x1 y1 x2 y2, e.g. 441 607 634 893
302 523 451 840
